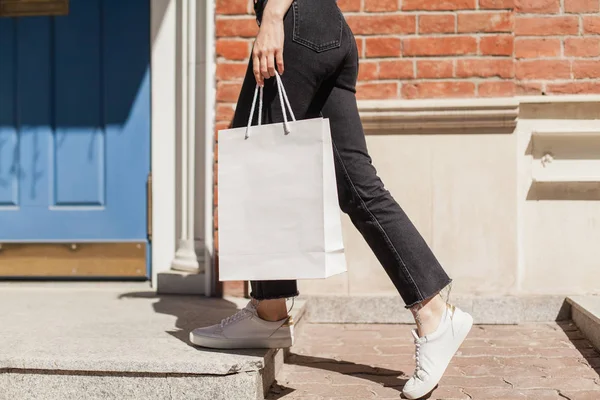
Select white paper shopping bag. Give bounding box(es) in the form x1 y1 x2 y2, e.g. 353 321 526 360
218 74 347 281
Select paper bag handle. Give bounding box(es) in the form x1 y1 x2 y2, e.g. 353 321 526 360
245 72 297 139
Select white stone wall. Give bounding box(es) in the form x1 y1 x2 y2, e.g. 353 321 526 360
517 100 600 295
299 97 600 298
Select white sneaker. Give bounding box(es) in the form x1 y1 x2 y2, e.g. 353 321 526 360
189 301 294 349
402 305 473 400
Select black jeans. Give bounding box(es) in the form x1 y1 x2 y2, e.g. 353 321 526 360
230 0 451 308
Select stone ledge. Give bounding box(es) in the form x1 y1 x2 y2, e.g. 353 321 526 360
518 94 600 104
0 285 307 400
517 95 600 120
358 98 519 135
358 95 600 135
568 296 600 352
304 295 571 325
0 370 265 400
0 288 267 375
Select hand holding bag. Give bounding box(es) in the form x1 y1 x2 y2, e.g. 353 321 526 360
218 74 347 281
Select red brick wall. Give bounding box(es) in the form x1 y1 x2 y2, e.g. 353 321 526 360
216 0 600 119
515 0 600 94
216 0 515 117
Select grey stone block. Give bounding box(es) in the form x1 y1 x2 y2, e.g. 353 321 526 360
3 372 173 400
167 372 262 400
522 296 571 322
306 296 412 324
305 295 571 324
470 296 523 324
156 271 207 295
568 296 600 351
2 371 264 400
11 340 268 375
260 348 285 396
306 295 482 324
0 288 269 374
0 373 9 400
0 285 310 400
573 311 600 352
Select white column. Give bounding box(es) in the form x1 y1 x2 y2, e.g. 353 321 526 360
202 0 216 295
151 0 177 285
171 0 200 272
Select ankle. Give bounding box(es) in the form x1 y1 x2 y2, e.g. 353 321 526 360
256 299 288 322
412 296 448 336
417 303 446 322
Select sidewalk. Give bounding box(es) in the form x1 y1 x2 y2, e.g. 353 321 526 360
269 322 600 400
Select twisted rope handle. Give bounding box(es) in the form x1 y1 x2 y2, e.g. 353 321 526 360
245 71 296 139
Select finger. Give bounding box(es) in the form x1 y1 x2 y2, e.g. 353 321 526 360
267 52 276 77
276 50 284 75
260 55 269 79
253 51 263 86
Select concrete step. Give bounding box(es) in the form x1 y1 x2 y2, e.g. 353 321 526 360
0 283 304 400
306 294 572 324
568 295 600 351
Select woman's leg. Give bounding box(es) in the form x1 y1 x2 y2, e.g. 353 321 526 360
230 2 453 328
316 33 452 334
318 23 473 400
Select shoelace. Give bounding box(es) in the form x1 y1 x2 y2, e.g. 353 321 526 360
220 308 250 328
413 341 423 378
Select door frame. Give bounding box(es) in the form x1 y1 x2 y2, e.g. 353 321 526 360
150 0 215 294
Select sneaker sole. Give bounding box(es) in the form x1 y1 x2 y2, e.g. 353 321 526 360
189 332 294 349
403 313 474 400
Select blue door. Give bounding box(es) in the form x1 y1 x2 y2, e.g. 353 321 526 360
0 0 150 275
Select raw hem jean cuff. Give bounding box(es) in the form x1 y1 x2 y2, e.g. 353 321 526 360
404 278 453 309
250 291 300 301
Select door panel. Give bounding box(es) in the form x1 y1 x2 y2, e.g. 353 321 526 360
0 19 17 207
54 0 104 206
17 17 52 209
0 0 150 246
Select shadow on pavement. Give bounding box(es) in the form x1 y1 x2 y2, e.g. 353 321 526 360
117 291 235 343
266 352 412 399
266 383 296 399
558 321 600 371
117 291 269 358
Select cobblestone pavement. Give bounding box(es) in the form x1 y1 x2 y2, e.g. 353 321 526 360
268 322 600 400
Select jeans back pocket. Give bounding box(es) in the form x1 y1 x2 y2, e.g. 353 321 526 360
292 0 343 53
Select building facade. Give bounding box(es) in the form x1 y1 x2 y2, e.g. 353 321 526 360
0 0 598 300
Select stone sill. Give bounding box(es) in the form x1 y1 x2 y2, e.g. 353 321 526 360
358 97 519 134
358 94 600 135
518 94 600 104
